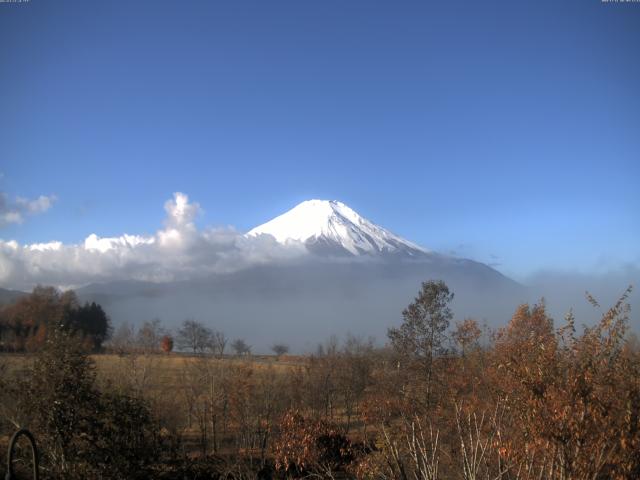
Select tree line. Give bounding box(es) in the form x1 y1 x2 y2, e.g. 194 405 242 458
108 317 263 356
0 286 286 357
0 286 110 352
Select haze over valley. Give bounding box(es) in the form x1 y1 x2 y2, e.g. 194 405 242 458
1 194 636 351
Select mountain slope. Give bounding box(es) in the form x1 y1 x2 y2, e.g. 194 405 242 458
247 199 427 257
0 287 27 306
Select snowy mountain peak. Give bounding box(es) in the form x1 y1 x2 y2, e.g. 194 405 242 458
247 199 428 257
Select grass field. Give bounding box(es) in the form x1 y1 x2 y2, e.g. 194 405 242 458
1 351 315 460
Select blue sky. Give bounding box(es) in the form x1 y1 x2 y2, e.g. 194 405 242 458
0 0 638 280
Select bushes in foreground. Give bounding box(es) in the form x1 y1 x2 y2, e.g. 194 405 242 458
0 282 638 479
2 328 159 479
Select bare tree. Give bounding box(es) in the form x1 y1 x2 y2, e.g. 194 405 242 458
231 338 251 356
136 318 165 352
271 343 289 357
109 321 135 354
177 319 212 354
387 280 453 408
339 334 374 431
209 330 228 358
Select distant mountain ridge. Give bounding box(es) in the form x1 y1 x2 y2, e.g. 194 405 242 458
0 287 27 306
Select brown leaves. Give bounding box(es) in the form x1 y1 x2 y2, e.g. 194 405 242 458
487 290 640 479
453 318 482 355
273 410 357 476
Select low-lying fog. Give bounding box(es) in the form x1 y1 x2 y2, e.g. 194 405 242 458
78 260 638 353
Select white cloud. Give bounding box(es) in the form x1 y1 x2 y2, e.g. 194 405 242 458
0 192 57 226
0 192 307 290
164 192 200 228
83 233 155 253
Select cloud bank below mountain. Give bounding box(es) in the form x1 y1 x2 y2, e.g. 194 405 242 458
0 193 306 290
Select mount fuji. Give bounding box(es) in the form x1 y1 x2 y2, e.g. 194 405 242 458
247 199 428 257
71 199 524 351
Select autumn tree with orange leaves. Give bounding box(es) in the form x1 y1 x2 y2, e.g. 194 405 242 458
160 335 174 353
490 287 640 480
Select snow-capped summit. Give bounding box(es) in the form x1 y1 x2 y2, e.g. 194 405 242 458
246 199 428 257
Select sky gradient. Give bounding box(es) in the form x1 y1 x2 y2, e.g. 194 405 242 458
0 0 639 281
